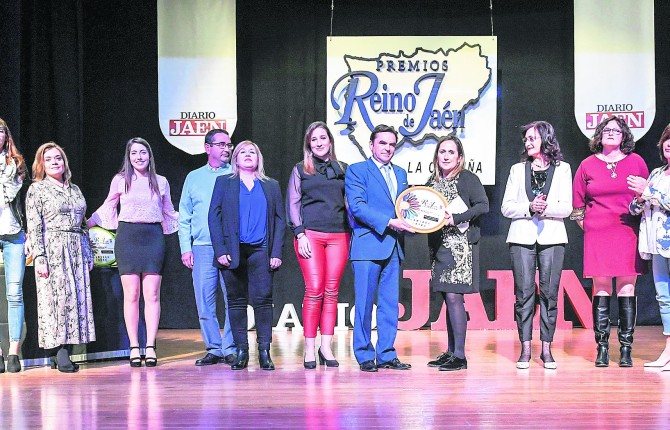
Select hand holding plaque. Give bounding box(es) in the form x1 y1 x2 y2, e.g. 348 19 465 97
394 186 449 234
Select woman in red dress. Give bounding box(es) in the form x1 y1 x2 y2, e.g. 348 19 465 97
571 116 648 367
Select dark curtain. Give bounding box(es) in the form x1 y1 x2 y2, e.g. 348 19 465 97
1 0 669 329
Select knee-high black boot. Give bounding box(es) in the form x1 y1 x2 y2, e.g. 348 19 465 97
618 296 637 367
593 296 611 367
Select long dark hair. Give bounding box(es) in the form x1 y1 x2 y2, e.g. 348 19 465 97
520 121 563 164
118 137 160 196
0 118 27 180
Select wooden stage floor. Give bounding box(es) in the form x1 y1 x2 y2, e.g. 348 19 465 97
2 327 670 429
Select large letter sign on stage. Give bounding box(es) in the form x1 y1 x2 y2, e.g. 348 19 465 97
157 0 237 154
327 36 497 185
574 0 655 139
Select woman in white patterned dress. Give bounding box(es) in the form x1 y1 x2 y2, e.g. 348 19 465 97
26 142 94 373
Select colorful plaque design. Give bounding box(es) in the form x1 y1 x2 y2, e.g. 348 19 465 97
395 186 448 233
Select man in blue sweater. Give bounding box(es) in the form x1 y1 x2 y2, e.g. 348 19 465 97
179 128 237 366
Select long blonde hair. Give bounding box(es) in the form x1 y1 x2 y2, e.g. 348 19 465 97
301 122 341 175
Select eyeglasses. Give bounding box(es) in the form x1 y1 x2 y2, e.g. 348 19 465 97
522 136 540 144
208 142 234 148
602 128 622 135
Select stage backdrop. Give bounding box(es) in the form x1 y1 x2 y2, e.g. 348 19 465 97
1 1 670 341
327 36 497 186
157 0 238 154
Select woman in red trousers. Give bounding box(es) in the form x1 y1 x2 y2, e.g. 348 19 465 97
286 121 350 368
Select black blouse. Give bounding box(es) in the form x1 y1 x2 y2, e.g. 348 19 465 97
286 157 349 237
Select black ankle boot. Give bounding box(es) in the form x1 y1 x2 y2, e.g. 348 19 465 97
231 348 249 370
52 347 78 373
618 296 637 367
593 296 611 367
0 356 4 373
258 348 275 371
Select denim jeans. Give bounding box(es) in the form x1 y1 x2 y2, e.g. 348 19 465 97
1 231 26 343
192 245 235 356
652 254 670 335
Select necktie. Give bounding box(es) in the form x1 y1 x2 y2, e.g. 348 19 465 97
383 164 396 198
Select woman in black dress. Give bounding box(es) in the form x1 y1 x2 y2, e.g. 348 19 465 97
426 136 489 371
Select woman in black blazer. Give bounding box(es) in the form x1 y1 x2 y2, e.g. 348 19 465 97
208 140 285 371
426 136 489 371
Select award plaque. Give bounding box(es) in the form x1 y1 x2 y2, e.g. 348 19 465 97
89 226 117 267
395 186 449 233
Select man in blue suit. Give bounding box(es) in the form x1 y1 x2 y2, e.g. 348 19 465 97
345 124 415 372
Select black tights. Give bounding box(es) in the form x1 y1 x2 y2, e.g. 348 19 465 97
442 292 467 359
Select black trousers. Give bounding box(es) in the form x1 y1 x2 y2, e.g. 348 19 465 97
509 243 565 342
222 244 274 350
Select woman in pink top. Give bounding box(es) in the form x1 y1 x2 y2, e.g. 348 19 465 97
88 138 178 367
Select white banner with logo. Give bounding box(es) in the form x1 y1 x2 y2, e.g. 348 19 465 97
327 36 497 185
574 0 655 141
157 0 237 155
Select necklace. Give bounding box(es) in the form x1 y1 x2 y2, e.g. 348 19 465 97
606 161 619 178
532 159 548 170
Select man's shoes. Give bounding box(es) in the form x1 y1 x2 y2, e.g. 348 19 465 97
439 356 467 371
428 351 453 367
223 353 237 365
377 358 411 370
359 360 378 372
195 353 223 366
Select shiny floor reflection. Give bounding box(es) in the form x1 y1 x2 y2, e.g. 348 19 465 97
2 327 670 428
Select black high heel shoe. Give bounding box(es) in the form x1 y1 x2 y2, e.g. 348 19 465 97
304 351 317 369
50 355 79 373
318 349 339 367
129 346 142 368
145 345 157 367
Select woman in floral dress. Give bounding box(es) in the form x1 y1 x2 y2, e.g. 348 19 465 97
26 142 94 373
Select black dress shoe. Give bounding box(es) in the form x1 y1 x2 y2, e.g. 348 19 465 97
195 353 223 366
439 356 467 371
359 360 378 372
223 353 237 365
231 349 249 370
378 358 411 370
428 351 453 367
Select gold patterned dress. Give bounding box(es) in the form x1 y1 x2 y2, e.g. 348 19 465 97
26 180 95 349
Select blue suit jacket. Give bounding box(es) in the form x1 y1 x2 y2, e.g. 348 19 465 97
345 158 408 261
208 174 285 270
